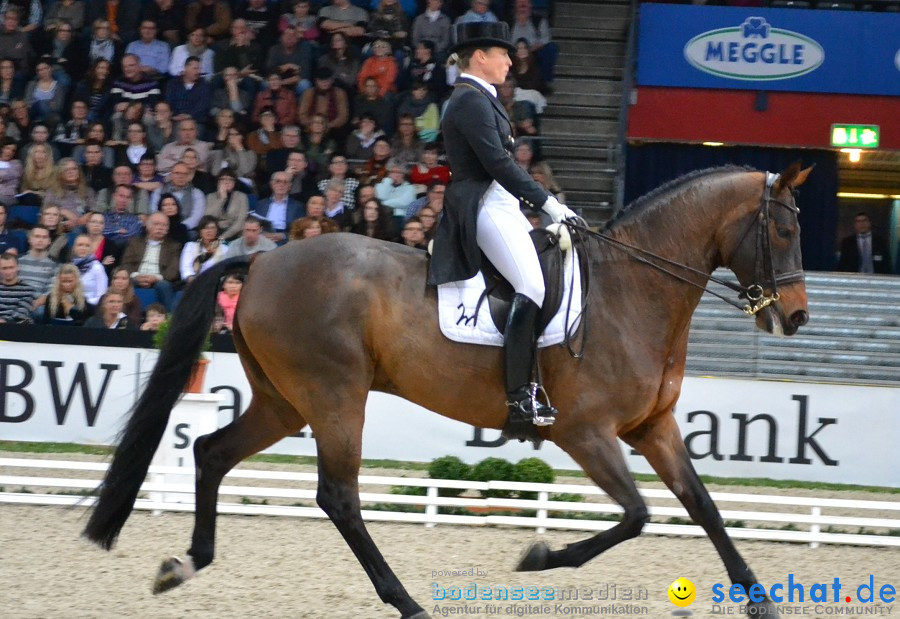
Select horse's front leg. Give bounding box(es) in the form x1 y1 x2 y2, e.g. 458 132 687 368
624 412 775 616
518 425 649 571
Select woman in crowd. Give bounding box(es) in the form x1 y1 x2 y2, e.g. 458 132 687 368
344 112 384 163
179 147 215 195
0 58 23 107
395 81 440 143
45 157 96 228
350 196 395 241
403 40 446 97
289 216 323 240
530 161 565 203
69 234 108 305
72 59 113 123
204 169 249 242
107 266 142 326
513 38 549 94
113 121 154 169
210 126 257 185
38 203 71 262
0 138 22 206
368 0 410 52
180 215 227 284
82 210 119 273
109 101 145 144
20 144 56 203
87 19 123 67
24 60 65 127
83 291 132 329
157 193 190 246
302 114 337 174
318 32 359 94
359 136 392 185
7 100 32 144
211 108 238 150
408 143 450 189
391 114 424 168
418 204 438 240
40 264 94 326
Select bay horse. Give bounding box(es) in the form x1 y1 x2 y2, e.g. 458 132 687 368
84 163 812 618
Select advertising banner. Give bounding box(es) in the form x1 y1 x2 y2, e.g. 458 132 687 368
637 4 900 96
1 342 898 487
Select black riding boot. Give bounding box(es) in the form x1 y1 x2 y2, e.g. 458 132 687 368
504 293 558 426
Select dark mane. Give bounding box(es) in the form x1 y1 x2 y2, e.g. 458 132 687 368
604 165 754 231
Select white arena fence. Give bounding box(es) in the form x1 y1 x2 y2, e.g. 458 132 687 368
1 457 899 549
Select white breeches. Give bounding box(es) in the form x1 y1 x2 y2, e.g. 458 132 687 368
476 181 545 307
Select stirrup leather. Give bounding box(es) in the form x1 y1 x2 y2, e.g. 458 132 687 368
506 383 558 427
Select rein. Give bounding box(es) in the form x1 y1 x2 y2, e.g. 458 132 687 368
562 172 800 319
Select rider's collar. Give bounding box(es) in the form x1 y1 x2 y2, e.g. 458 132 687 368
459 73 497 97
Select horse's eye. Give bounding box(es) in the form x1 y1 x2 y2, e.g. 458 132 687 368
776 227 791 239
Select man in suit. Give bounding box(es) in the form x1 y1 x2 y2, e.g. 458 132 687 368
120 212 182 310
427 21 576 427
253 171 304 244
836 212 892 275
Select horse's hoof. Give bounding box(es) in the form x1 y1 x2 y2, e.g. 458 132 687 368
403 611 431 619
152 556 195 595
746 598 777 616
516 541 550 572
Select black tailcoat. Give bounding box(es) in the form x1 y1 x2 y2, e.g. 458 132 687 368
427 77 550 286
835 233 892 274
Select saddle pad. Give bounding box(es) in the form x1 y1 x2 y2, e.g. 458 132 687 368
437 248 582 347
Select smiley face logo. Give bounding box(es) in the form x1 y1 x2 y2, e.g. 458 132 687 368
668 577 696 607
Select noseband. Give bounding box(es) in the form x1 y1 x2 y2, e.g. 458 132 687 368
565 171 802 316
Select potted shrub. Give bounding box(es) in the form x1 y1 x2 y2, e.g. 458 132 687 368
152 318 212 393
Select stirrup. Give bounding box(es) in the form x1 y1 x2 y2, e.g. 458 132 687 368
506 383 558 427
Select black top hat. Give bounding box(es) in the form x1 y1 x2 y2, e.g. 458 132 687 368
449 22 516 56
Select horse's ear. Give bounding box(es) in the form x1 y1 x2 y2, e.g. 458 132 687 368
792 164 815 188
777 161 814 191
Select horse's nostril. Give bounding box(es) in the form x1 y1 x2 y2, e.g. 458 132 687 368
791 310 809 327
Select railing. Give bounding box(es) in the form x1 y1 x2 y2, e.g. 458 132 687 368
614 0 641 214
2 458 898 549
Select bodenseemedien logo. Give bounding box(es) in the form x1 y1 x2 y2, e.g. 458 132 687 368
683 17 825 81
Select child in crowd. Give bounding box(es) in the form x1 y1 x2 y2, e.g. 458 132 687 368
216 273 243 332
140 303 167 332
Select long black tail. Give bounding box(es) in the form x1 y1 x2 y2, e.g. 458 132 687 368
83 256 252 550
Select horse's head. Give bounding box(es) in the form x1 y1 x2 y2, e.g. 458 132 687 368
721 162 813 336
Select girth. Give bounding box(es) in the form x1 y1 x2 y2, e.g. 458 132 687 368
478 228 566 336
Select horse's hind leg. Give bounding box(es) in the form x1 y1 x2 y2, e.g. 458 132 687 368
623 413 775 616
518 427 650 571
312 402 428 619
153 391 304 594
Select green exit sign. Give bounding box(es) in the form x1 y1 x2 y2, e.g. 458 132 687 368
831 124 880 148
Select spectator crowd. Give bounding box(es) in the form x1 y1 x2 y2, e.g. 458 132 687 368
0 0 566 330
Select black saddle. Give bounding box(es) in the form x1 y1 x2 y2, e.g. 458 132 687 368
479 228 567 336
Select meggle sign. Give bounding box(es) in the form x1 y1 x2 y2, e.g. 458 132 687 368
684 17 824 81
637 4 900 96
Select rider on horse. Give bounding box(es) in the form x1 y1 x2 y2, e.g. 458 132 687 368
427 22 577 427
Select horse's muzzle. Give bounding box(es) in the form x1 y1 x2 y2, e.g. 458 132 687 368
790 309 809 328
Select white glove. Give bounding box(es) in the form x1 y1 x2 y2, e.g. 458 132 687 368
541 196 578 224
